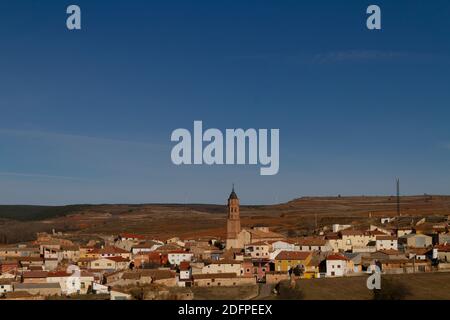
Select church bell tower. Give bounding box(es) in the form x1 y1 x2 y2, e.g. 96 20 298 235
226 185 242 249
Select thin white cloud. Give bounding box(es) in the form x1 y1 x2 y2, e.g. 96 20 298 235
313 50 410 64
0 171 88 181
226 50 438 66
0 128 162 149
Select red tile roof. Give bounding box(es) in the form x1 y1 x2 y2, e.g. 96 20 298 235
168 250 191 254
436 244 450 252
325 233 340 240
369 230 388 236
377 249 401 255
408 248 430 255
376 236 397 241
18 257 43 262
106 256 130 263
120 233 147 240
275 251 312 261
22 271 48 278
0 278 13 285
340 230 366 236
326 254 349 261
179 261 191 271
47 271 71 277
0 261 18 266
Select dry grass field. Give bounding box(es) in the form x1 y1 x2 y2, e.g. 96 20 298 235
295 272 450 300
191 285 259 300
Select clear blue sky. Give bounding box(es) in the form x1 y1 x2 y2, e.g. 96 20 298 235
0 0 450 205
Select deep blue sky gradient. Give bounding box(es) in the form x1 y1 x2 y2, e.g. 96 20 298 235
0 0 450 205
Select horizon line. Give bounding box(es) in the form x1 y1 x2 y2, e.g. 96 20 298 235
0 193 447 208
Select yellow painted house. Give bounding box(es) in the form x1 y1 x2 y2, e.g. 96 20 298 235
79 246 100 259
274 251 312 272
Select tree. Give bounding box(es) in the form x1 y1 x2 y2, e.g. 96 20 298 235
291 265 304 277
275 280 304 300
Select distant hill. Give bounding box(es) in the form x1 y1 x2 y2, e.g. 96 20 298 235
1 194 449 223
1 195 450 244
0 205 91 221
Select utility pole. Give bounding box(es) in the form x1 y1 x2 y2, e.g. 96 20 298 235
396 178 401 217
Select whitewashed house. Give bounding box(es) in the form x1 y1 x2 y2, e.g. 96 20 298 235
296 237 333 252
93 282 109 294
271 240 297 251
375 236 398 251
326 254 350 277
340 230 372 251
131 241 163 255
244 242 271 259
46 270 95 295
202 260 241 276
0 279 13 294
168 251 193 266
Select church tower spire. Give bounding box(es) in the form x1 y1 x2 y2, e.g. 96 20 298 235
226 185 241 249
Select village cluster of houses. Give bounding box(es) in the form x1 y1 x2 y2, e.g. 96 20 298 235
0 213 450 300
